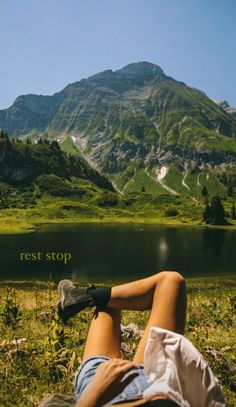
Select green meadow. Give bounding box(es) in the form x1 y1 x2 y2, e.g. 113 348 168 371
0 176 236 235
0 276 235 406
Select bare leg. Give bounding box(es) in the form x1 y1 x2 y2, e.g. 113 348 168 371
82 308 121 362
108 271 186 363
82 272 186 364
132 272 186 363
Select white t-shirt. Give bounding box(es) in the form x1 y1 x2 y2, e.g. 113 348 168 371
143 327 226 407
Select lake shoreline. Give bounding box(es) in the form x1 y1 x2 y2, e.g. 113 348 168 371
1 215 236 235
1 274 235 286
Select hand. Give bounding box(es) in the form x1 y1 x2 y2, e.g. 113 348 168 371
76 358 139 407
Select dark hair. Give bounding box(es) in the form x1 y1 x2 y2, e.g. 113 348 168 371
142 400 179 407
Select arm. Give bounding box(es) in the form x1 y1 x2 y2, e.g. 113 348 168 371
76 359 139 407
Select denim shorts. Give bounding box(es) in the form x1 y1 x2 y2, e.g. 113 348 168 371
75 356 149 406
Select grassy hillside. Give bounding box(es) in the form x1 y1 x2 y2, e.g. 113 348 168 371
0 178 235 234
0 131 112 190
59 136 83 157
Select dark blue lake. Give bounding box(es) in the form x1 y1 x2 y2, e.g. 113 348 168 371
0 223 235 282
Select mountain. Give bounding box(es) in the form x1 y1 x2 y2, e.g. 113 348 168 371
1 61 236 198
213 99 236 119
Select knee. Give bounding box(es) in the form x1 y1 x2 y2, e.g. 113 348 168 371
100 307 121 320
156 271 186 287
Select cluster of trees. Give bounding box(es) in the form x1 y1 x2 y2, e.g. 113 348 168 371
36 174 75 197
0 130 113 191
203 195 227 225
202 185 235 225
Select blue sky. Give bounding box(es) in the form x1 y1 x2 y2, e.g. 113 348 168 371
0 0 235 109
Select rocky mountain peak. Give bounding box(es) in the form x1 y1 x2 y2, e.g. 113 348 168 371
213 99 230 109
116 61 164 79
86 62 164 88
213 99 236 118
88 69 115 82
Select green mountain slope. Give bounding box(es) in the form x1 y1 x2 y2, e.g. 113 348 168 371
0 131 113 191
1 62 236 198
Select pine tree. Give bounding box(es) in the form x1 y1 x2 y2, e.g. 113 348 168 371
50 140 60 150
0 130 9 139
25 145 29 158
203 202 212 224
203 195 226 225
227 186 234 197
201 185 208 197
231 202 236 220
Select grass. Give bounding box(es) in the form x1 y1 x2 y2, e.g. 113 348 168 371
0 276 235 406
184 170 202 196
199 170 227 196
59 136 83 158
124 168 165 195
0 189 235 234
161 164 188 196
0 175 235 234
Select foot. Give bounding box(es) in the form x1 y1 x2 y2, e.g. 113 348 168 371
56 280 96 321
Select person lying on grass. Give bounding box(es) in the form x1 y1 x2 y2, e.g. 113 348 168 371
56 272 226 407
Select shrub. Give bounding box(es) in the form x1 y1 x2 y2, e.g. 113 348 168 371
164 208 179 217
36 174 74 197
123 197 135 206
0 288 21 328
96 192 118 207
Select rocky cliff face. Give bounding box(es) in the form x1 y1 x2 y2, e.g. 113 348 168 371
1 62 236 196
213 99 236 119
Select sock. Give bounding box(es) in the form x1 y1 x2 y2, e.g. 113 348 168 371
87 286 112 307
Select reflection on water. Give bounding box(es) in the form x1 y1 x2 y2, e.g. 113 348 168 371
0 223 235 282
157 238 168 264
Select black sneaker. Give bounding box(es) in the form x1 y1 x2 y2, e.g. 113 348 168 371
56 280 96 321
